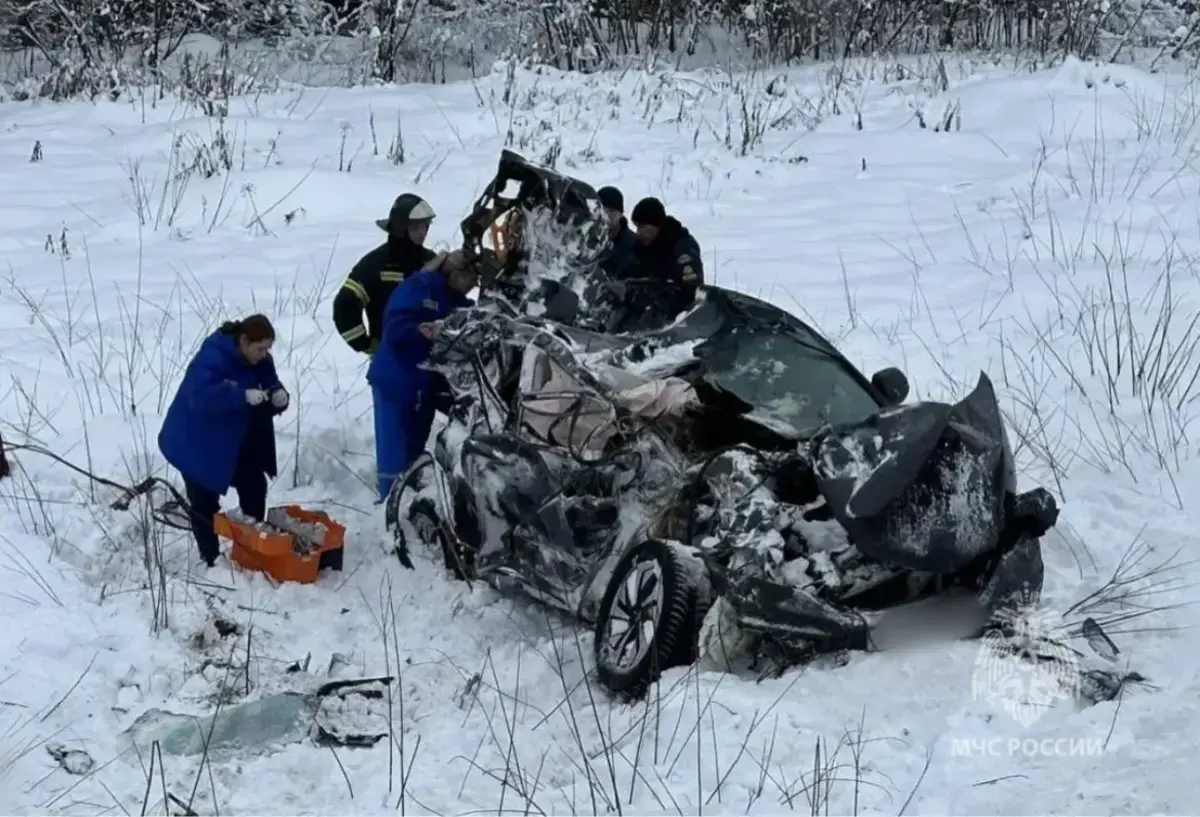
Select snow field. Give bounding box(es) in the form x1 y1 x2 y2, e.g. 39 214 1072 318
1 53 1199 814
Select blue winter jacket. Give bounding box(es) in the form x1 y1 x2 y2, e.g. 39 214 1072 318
367 268 471 403
158 330 286 495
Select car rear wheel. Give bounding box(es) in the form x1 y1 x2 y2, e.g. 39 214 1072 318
594 539 705 699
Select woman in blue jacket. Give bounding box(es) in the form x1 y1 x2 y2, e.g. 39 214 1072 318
368 251 478 501
158 315 290 567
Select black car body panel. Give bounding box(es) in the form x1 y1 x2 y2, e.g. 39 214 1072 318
811 373 1016 574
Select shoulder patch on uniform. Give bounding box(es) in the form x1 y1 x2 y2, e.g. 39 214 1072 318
423 298 438 310
677 254 692 264
681 266 697 282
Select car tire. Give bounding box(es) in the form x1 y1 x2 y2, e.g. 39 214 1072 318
594 539 704 699
405 498 470 580
672 579 714 666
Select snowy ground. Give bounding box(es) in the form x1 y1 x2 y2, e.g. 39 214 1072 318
2 54 1199 815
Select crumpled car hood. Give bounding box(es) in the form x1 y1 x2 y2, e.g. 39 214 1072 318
809 373 1014 573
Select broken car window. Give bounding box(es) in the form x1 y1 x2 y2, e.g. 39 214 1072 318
698 330 880 435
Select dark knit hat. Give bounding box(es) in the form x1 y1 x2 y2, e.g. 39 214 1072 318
597 186 624 212
631 197 666 227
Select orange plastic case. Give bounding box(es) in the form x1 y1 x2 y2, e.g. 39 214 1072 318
214 505 345 584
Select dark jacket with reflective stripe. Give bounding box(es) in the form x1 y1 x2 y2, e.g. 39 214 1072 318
333 235 436 353
631 217 703 315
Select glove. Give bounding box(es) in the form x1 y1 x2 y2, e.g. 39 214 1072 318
270 388 289 409
245 388 268 406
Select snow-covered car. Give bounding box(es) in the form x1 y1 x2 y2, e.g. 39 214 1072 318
385 151 1061 699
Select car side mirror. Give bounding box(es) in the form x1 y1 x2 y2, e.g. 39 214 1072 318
871 367 909 406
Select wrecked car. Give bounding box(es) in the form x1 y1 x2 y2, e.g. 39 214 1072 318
383 150 1084 700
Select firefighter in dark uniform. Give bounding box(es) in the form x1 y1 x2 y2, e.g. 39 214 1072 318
333 194 438 355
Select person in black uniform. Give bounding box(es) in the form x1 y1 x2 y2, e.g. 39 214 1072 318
596 186 638 280
628 196 704 318
333 194 438 355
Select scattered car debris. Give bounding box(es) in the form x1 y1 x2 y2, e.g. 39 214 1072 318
0 430 10 480
213 616 240 638
46 743 94 775
124 677 395 758
313 680 390 748
1082 617 1120 662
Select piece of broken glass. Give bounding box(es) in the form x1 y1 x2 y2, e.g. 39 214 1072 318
122 680 395 758
125 693 317 758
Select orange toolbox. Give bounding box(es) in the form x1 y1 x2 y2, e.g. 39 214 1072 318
214 505 345 584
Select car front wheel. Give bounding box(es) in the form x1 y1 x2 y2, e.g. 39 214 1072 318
594 539 705 699
406 498 475 580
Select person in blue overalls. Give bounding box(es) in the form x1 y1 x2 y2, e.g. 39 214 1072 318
158 315 290 567
368 250 479 501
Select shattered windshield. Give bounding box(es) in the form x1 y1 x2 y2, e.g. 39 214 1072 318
697 330 881 436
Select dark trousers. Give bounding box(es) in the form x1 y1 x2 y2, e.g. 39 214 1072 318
184 461 268 566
